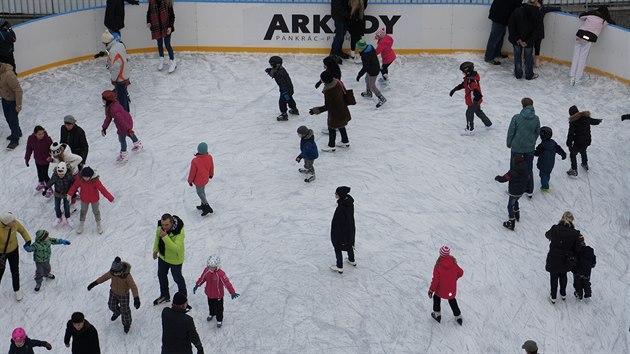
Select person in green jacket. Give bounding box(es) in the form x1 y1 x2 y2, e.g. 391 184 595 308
24 230 70 291
506 97 540 198
0 212 32 301
152 213 186 306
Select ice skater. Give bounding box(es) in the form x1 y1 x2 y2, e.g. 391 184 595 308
309 71 351 152
534 126 566 192
101 90 142 163
569 6 614 86
25 125 53 197
374 28 396 82
495 154 530 230
67 166 115 235
8 328 52 352
428 245 464 325
572 235 596 301
187 142 214 216
566 105 601 176
329 186 356 274
43 162 77 226
265 56 299 121
295 125 318 183
449 61 492 135
23 230 70 292
355 39 386 108
146 0 177 73
193 255 240 328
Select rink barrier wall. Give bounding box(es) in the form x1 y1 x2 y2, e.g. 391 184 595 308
13 2 630 83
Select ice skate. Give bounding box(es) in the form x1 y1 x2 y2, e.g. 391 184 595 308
132 141 143 152
376 95 387 108
503 219 515 231
124 325 130 334
455 315 463 326
44 188 53 198
54 217 64 227
35 181 45 192
304 174 316 183
168 59 177 73
158 57 164 71
345 257 356 266
34 283 41 292
66 218 74 228
298 168 311 174
526 193 533 199
116 151 128 163
76 221 84 234
514 210 520 222
111 313 121 321
6 141 18 150
336 142 350 148
431 312 441 323
288 108 300 115
15 290 23 301
581 163 589 171
196 204 204 210
550 296 556 304
460 128 474 136
207 315 214 322
96 221 103 234
622 114 630 121
201 203 213 216
217 322 223 328
574 291 583 301
276 113 288 121
45 274 55 279
153 296 170 305
561 295 566 301
330 265 343 274
321 146 336 152
566 169 578 177
360 91 373 98
541 188 550 193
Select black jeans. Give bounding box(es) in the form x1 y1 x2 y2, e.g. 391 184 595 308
278 94 297 114
573 273 592 298
381 63 391 76
328 127 349 148
334 246 354 268
207 297 224 322
331 20 348 57
114 81 130 113
36 163 50 183
432 295 461 316
550 272 568 299
569 145 588 170
465 104 492 130
157 258 187 298
54 196 71 219
0 248 20 291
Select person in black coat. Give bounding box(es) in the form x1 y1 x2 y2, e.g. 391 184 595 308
330 0 351 61
495 154 530 230
572 235 596 300
566 105 601 176
545 212 581 303
105 0 140 39
484 0 523 64
266 56 298 121
330 186 356 274
356 40 386 108
508 0 542 80
60 115 89 166
64 312 100 354
161 292 204 354
533 0 561 68
534 126 566 192
348 0 368 60
315 56 342 89
0 19 16 73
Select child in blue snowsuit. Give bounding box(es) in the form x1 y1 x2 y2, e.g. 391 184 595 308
534 126 566 192
295 125 318 183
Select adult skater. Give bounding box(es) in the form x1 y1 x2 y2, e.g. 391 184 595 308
0 19 16 72
153 213 187 305
105 0 140 40
507 0 542 80
146 0 177 73
545 211 581 304
484 0 523 65
102 30 131 112
0 61 23 150
161 292 204 354
506 97 540 198
60 115 89 167
309 71 351 152
0 212 31 301
569 6 614 86
347 0 367 61
329 186 356 274
64 312 100 354
428 245 464 325
330 0 351 62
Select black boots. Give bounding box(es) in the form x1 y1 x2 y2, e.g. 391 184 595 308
621 114 630 121
503 218 515 231
201 203 213 216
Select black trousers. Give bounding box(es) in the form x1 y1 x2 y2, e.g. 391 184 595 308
465 104 492 130
278 94 297 114
328 127 349 148
334 246 355 268
550 272 568 299
0 248 20 291
573 273 592 298
36 163 50 183
207 297 224 322
381 63 391 76
432 295 461 316
157 258 187 298
569 145 588 170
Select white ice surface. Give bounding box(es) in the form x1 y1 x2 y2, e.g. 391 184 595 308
1 52 629 353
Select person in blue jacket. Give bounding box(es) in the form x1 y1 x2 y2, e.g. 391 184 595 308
296 126 318 183
534 126 566 192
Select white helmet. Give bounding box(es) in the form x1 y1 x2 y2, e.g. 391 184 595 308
56 162 67 175
206 255 221 268
50 142 63 156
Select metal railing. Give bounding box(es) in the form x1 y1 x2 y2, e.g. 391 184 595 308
0 0 628 16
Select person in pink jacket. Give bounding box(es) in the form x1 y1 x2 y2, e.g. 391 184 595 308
187 142 214 216
193 255 239 328
67 166 115 235
428 245 464 326
24 125 53 195
101 90 142 163
569 6 615 86
374 28 396 82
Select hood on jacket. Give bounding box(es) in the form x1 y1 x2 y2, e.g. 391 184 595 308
112 261 132 278
569 111 591 122
437 255 457 270
158 215 185 235
0 62 13 74
337 195 354 207
520 105 536 119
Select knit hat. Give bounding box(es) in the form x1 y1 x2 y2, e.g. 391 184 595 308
35 230 49 242
320 70 333 84
101 30 114 44
173 292 187 306
439 245 451 257
569 105 579 116
356 39 368 52
81 166 94 178
64 115 76 124
375 28 386 39
71 312 85 323
297 126 309 136
522 340 538 353
0 212 15 225
197 142 208 155
101 90 117 103
335 186 351 197
110 256 123 273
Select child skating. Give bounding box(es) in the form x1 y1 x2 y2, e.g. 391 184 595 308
566 105 601 176
356 39 386 108
449 61 492 135
187 142 214 216
296 125 318 183
67 166 115 235
428 245 464 325
573 235 596 301
9 327 52 353
24 125 53 198
101 90 142 163
42 162 77 227
265 56 299 121
494 155 530 230
193 255 240 328
23 230 70 292
534 126 566 192
374 28 396 82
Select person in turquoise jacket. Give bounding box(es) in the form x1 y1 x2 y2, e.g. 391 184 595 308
506 97 540 197
24 230 70 292
152 213 186 306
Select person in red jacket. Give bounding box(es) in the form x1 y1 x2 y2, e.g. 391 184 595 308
192 255 239 328
374 28 396 82
187 142 214 216
449 62 492 136
24 125 53 195
101 90 142 163
428 245 464 325
67 166 115 235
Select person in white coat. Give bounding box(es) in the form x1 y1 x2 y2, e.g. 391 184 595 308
102 30 131 112
49 142 82 176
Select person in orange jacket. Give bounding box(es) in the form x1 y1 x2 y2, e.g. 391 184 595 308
428 245 464 325
187 142 214 216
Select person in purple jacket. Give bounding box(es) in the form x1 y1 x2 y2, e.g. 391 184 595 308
24 125 53 197
101 90 142 163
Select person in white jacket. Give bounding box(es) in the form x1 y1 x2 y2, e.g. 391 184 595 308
102 30 130 112
569 6 615 86
49 142 82 176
